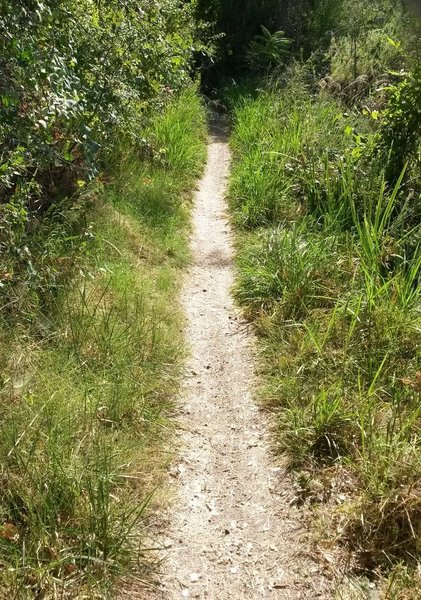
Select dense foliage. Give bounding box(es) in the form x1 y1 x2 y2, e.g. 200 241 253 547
0 0 199 317
227 0 421 594
1 0 421 595
195 0 281 74
0 3 207 594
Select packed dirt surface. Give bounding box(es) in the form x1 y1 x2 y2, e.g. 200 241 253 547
131 122 332 599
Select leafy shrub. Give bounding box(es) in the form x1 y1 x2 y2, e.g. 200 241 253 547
245 27 291 72
374 68 421 184
0 0 200 316
195 0 281 71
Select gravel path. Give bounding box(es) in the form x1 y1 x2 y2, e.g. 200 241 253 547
127 122 331 600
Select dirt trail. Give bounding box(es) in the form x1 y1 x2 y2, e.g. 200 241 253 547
141 123 331 599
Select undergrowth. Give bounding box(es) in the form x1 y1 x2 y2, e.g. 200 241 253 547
0 88 207 597
228 69 421 595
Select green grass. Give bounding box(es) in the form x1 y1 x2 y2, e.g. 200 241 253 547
234 222 347 319
228 78 421 593
0 87 207 597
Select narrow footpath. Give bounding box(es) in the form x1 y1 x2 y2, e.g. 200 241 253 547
142 123 331 599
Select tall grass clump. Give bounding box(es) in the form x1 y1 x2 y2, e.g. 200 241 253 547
235 222 346 319
229 62 421 591
0 89 207 597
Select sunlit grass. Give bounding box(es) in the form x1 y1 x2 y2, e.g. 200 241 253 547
229 80 421 590
0 88 207 596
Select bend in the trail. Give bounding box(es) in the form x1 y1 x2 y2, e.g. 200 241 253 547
126 121 332 599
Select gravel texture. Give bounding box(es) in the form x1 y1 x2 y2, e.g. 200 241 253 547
123 122 332 600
